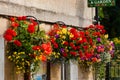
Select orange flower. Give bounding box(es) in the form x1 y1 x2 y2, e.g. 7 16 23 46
92 57 97 62
39 55 47 61
41 42 52 55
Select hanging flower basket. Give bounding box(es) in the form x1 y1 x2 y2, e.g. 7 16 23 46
3 16 52 80
48 24 115 66
48 24 82 62
77 24 115 66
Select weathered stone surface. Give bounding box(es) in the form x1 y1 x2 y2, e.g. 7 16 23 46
78 64 94 80
50 63 61 80
0 38 4 80
0 0 94 26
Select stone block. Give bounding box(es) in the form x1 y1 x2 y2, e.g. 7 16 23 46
50 63 61 80
78 64 94 80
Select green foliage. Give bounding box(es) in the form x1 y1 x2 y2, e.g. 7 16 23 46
100 0 120 38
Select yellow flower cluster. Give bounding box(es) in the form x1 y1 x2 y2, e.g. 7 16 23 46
113 37 120 45
51 52 60 58
7 51 32 74
57 28 74 39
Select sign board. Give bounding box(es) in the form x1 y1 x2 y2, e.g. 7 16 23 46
88 0 116 7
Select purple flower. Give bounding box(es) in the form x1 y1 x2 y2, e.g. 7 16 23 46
60 48 65 53
109 50 115 55
96 54 100 58
55 34 59 38
97 38 101 42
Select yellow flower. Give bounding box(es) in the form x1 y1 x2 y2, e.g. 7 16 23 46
21 52 25 54
45 35 49 39
26 61 30 66
13 52 17 55
16 71 20 74
62 28 67 34
18 52 21 55
22 62 25 65
67 32 70 35
22 59 24 61
105 34 108 39
57 52 60 55
8 56 11 59
70 33 74 38
62 41 65 44
35 57 39 60
47 57 50 60
109 47 112 51
61 36 66 39
52 52 56 55
57 31 62 34
79 37 82 40
55 55 59 58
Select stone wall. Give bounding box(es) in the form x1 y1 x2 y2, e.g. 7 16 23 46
0 0 94 27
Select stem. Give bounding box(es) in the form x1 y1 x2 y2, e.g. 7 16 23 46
24 66 31 80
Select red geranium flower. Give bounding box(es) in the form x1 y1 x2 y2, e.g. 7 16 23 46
17 16 27 20
70 51 77 56
53 43 58 48
39 55 47 62
83 45 89 50
4 34 13 41
70 42 74 47
92 57 97 62
63 41 68 46
11 22 19 28
61 25 67 28
5 28 17 37
14 40 22 47
85 52 93 59
27 24 35 33
72 46 77 50
89 25 94 28
96 25 104 30
50 38 55 43
32 45 41 50
10 17 16 22
79 31 85 37
62 52 68 57
41 42 52 55
79 50 83 58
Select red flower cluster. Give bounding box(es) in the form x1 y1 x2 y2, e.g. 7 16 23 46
41 42 52 55
4 28 17 41
3 16 37 47
3 16 53 74
27 19 37 33
48 24 113 64
32 45 41 50
14 40 22 47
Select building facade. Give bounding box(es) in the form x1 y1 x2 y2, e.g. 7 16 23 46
0 0 95 80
